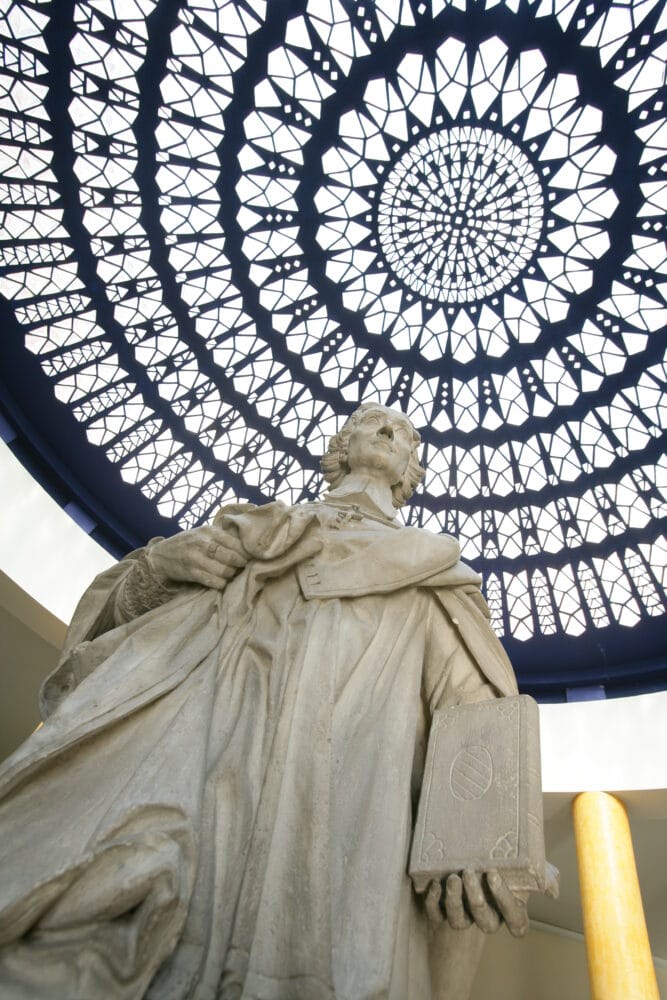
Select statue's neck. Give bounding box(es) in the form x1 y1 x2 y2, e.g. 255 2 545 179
325 474 396 521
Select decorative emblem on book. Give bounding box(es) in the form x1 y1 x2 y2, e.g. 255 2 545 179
528 812 541 830
449 745 493 800
497 700 519 720
491 832 517 859
421 832 445 866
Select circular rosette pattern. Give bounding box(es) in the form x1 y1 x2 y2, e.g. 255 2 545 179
375 126 545 305
312 40 617 360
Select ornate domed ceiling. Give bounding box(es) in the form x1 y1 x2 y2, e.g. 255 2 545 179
0 0 666 697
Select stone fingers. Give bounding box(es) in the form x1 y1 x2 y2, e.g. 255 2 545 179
425 880 445 924
143 523 248 590
461 870 501 934
207 525 247 564
186 569 230 591
180 526 249 588
203 544 247 570
422 868 533 935
424 871 529 935
444 874 473 930
486 871 529 938
185 550 242 589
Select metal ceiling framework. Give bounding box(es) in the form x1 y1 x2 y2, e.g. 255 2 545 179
0 0 666 697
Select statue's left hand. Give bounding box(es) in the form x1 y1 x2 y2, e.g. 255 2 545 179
424 869 529 937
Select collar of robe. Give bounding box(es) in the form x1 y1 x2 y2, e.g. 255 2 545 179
318 492 401 528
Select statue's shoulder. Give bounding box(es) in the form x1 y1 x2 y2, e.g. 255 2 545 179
404 523 463 553
212 499 314 526
212 501 260 525
210 500 322 563
214 498 321 536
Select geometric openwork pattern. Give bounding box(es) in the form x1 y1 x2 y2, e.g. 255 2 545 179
375 126 545 304
0 0 666 688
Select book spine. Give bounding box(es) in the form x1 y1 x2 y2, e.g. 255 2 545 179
520 695 546 889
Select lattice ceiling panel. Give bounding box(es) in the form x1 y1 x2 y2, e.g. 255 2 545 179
0 0 666 694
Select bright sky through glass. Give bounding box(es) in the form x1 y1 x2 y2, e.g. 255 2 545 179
0 0 666 652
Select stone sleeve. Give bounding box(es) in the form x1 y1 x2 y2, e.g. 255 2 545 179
422 595 498 715
113 543 184 625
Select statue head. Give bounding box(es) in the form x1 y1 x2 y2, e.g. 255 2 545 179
321 403 425 509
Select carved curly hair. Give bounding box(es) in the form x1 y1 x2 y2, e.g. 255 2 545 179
320 403 426 509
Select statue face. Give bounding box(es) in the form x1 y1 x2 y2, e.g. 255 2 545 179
345 406 414 486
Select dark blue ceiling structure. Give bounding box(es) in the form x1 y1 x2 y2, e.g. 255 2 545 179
0 0 666 700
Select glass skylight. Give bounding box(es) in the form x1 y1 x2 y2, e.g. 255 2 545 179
0 0 665 655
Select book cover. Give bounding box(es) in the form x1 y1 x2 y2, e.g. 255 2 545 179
410 695 546 894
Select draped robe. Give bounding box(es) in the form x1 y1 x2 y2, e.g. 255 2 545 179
0 501 517 1000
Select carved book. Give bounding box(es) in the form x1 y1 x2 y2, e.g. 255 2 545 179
410 694 546 893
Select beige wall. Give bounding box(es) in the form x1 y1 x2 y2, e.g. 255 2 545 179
472 925 667 1000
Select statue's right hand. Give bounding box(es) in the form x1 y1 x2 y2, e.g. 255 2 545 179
145 524 248 591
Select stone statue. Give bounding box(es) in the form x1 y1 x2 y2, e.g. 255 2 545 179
0 404 549 999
